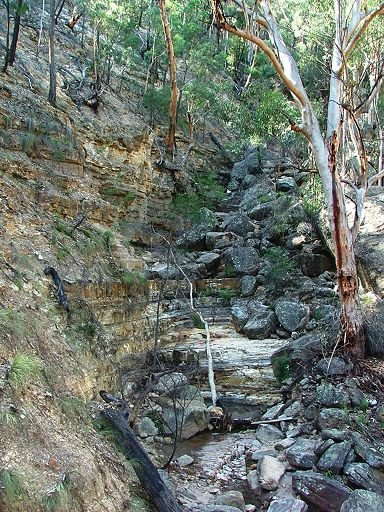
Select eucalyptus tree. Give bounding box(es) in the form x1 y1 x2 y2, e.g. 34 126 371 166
211 0 384 359
2 0 29 72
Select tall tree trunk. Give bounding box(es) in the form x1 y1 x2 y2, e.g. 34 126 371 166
158 0 178 153
8 0 23 66
48 0 57 107
3 0 11 73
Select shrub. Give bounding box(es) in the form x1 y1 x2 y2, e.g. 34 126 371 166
9 353 43 389
264 246 294 290
0 469 27 509
272 353 292 384
121 270 147 286
42 475 74 511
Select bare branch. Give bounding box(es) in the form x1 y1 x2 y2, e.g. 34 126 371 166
345 2 384 61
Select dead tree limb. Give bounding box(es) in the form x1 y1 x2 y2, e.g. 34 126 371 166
101 408 183 512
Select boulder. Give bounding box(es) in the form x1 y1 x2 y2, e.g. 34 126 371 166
153 372 188 395
176 454 194 467
215 491 246 512
231 299 266 332
316 357 351 376
340 490 384 512
255 424 285 444
149 263 180 280
258 455 286 490
292 471 351 512
276 177 296 192
344 463 384 495
316 441 353 474
316 383 350 408
299 251 335 277
240 275 258 297
275 301 309 333
317 408 348 430
248 202 274 220
286 439 318 469
267 498 308 512
247 469 261 491
352 433 384 469
244 310 277 339
222 213 255 237
225 246 260 275
176 227 208 250
196 252 222 271
271 334 324 371
206 231 240 251
133 417 159 438
160 386 209 439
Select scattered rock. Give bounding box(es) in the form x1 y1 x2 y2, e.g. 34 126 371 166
215 490 246 512
316 357 351 376
153 372 188 395
176 454 194 467
133 417 159 438
225 246 260 275
340 490 384 512
196 252 222 271
267 498 308 512
275 438 296 451
240 275 258 297
316 440 353 474
316 382 350 408
244 310 277 339
344 463 384 495
259 455 286 490
255 424 285 444
352 433 384 469
275 301 309 333
247 469 261 491
286 439 318 469
222 213 255 237
317 408 348 430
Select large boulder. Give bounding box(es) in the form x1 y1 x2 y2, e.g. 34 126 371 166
292 471 351 512
215 491 246 512
344 463 384 495
340 490 384 512
352 433 384 469
244 310 277 339
286 439 318 469
231 299 266 331
317 408 348 430
271 334 324 377
275 301 310 333
258 455 286 490
255 424 284 444
225 246 260 275
267 498 308 512
227 149 261 191
316 441 353 474
222 212 255 237
159 385 209 439
316 383 350 408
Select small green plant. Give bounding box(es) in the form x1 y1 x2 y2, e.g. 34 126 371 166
225 263 236 277
56 246 71 261
191 313 205 329
258 193 273 204
264 246 294 290
272 353 292 384
53 217 73 237
60 396 86 420
121 270 147 286
93 417 124 453
301 176 325 219
9 353 43 389
355 411 368 426
359 398 369 412
0 469 27 509
42 475 73 511
0 309 27 339
22 132 38 153
102 187 136 205
0 408 19 426
217 288 238 304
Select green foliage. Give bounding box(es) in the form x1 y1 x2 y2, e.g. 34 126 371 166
264 247 294 290
0 469 27 510
0 308 27 340
272 354 292 384
9 353 43 389
93 417 124 453
225 263 236 277
172 171 224 222
359 398 369 412
42 475 74 512
301 176 325 220
191 313 205 329
216 288 238 304
21 132 39 153
56 246 71 261
101 187 136 206
121 270 147 286
0 408 19 426
60 396 87 422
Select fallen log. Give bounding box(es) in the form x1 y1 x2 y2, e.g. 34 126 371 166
101 408 183 512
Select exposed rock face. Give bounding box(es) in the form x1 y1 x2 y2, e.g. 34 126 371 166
275 301 309 333
340 490 384 512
